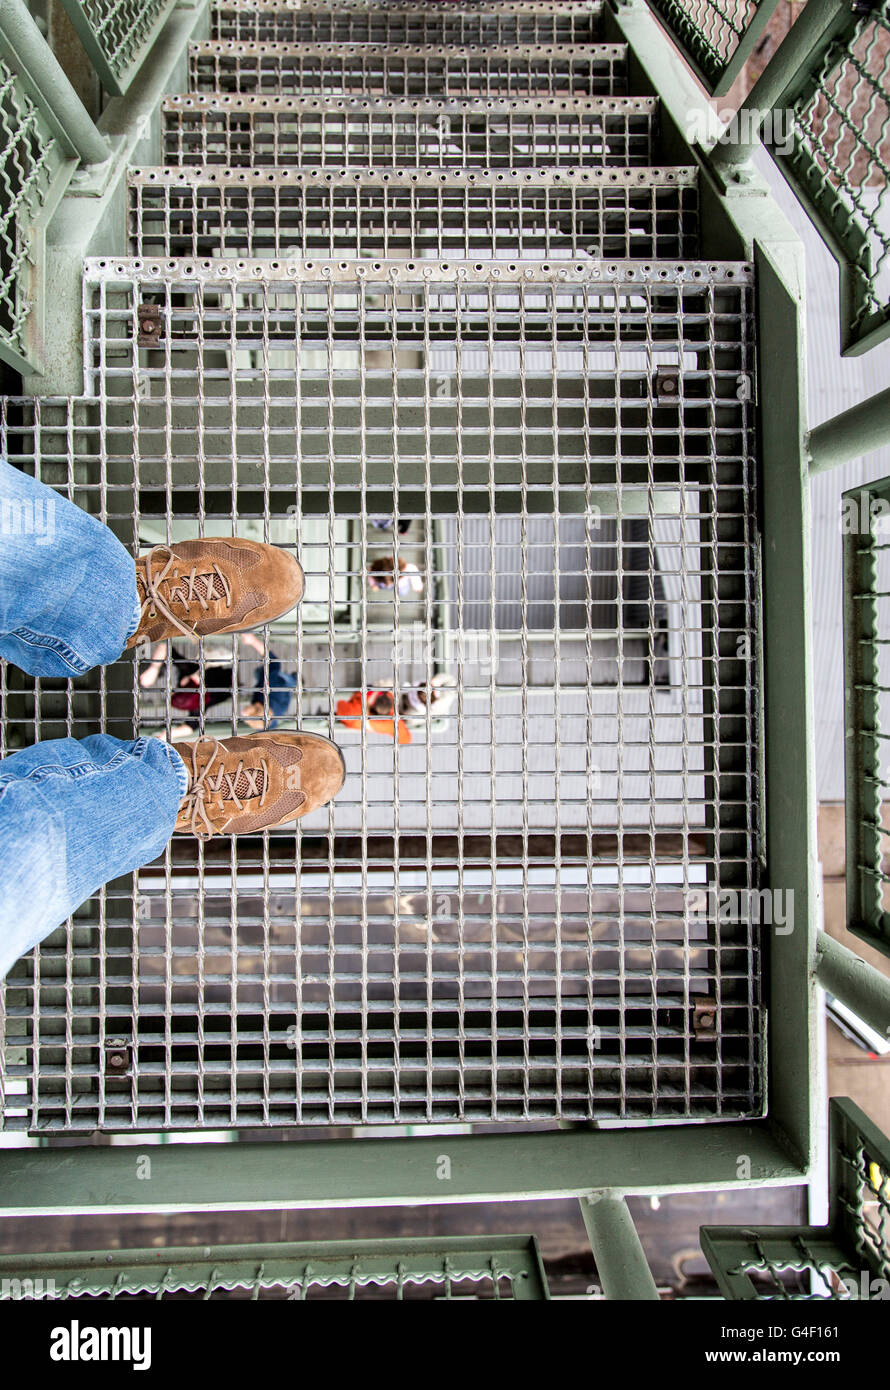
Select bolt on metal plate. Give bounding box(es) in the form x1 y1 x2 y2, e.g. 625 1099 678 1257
693 997 718 1038
104 1039 132 1075
655 367 680 400
136 302 163 347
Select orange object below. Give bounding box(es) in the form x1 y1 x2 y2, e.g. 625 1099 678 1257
336 692 412 744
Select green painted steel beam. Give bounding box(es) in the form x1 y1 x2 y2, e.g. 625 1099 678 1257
0 0 111 166
809 388 890 475
0 1123 806 1217
580 1195 659 1300
815 931 890 1039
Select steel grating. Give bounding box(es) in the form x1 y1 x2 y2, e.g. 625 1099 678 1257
187 42 629 98
211 0 603 47
161 95 658 169
0 257 762 1133
127 166 700 261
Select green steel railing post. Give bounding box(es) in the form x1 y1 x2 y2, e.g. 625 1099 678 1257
815 931 890 1038
706 0 848 173
0 0 111 167
580 1196 659 1300
809 389 890 475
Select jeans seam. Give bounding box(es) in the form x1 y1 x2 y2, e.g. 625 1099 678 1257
0 746 135 792
125 585 142 643
154 739 189 799
8 626 91 675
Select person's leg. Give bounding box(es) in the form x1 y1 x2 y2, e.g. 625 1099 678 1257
0 733 187 981
0 458 140 677
0 460 307 675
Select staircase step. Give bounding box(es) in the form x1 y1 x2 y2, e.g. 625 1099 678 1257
83 257 753 501
188 41 629 98
162 94 658 169
210 0 604 46
128 165 699 261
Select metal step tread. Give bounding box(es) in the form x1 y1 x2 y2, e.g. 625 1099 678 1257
163 93 657 112
210 0 604 45
129 163 696 186
188 41 630 97
127 164 699 260
210 1 604 12
162 94 659 170
88 253 749 283
189 40 627 56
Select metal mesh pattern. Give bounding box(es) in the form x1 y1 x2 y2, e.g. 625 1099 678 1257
0 1237 549 1300
843 478 890 958
783 1 890 350
57 0 177 93
127 167 700 261
0 257 761 1132
703 1103 890 1299
0 57 64 370
161 95 658 169
212 1 602 47
648 0 763 90
187 42 629 98
706 1231 862 1300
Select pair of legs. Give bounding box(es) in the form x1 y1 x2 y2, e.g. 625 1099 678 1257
0 460 344 981
140 632 298 739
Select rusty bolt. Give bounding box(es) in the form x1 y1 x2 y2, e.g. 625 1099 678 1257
137 303 162 347
104 1039 131 1073
693 997 717 1038
656 368 680 399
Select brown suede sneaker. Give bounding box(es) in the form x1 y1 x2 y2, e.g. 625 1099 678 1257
126 539 304 648
173 732 345 838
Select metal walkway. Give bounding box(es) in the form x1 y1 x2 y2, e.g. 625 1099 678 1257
0 1 762 1134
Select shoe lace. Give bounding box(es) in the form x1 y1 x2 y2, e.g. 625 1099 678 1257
181 738 270 840
138 545 233 640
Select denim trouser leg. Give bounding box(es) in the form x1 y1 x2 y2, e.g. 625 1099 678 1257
0 736 189 979
0 457 141 676
0 461 189 979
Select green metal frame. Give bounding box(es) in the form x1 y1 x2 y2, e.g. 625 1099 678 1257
644 0 781 96
0 1234 550 1299
0 0 820 1215
843 474 890 962
701 0 890 355
0 53 73 375
56 0 181 97
701 1098 890 1298
0 0 110 375
768 0 890 356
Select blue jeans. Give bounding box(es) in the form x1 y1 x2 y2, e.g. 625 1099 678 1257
0 460 188 980
253 657 298 728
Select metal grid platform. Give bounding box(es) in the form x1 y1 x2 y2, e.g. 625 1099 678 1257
161 95 659 169
187 42 629 97
211 1 603 47
0 257 762 1133
127 167 699 261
